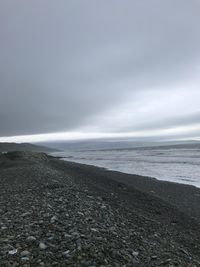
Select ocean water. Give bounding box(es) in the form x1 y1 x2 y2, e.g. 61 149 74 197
52 147 200 188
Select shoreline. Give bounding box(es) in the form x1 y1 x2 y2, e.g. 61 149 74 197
51 150 200 189
53 156 200 221
1 151 200 266
57 156 199 187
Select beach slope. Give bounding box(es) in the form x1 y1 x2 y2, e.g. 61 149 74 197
0 151 200 267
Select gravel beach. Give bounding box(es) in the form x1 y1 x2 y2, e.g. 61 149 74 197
0 151 200 267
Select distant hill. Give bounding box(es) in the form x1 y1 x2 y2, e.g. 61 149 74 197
0 142 58 153
138 142 200 150
39 139 200 151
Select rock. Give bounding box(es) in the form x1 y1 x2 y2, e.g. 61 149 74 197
160 259 172 265
21 250 30 257
71 232 80 237
21 257 30 262
26 236 36 242
8 248 18 255
62 250 70 257
50 216 57 223
179 248 189 256
132 251 139 257
64 233 72 238
1 151 200 267
21 212 31 217
91 228 99 232
39 242 47 250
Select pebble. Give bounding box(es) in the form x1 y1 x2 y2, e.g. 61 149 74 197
0 151 200 267
26 236 36 242
64 233 72 238
132 251 139 257
21 212 31 217
39 242 47 250
62 250 70 256
8 248 18 255
91 228 99 232
50 216 57 223
21 257 30 262
21 250 30 257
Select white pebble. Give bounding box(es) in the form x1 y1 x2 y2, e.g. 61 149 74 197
39 242 47 250
8 248 18 255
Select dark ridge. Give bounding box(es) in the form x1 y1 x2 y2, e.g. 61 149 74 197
0 142 58 153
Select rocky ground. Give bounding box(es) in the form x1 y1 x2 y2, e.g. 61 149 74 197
0 151 200 267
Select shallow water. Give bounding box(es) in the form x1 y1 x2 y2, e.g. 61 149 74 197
52 147 200 188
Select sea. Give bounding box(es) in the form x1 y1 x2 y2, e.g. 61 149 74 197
52 146 200 188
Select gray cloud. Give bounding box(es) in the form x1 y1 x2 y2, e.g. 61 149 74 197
0 0 200 139
122 111 200 133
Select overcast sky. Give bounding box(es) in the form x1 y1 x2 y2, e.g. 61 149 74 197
0 0 200 142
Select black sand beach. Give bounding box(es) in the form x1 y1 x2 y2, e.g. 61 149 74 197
0 151 200 267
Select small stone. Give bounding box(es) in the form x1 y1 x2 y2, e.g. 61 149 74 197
8 248 18 255
95 236 104 241
52 262 59 266
39 242 47 250
179 248 189 256
21 250 30 257
87 195 94 199
160 259 172 265
64 233 72 238
21 257 30 262
26 236 36 242
62 250 70 256
80 234 86 238
91 228 98 232
21 212 31 217
132 251 139 257
71 232 80 237
50 216 57 223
